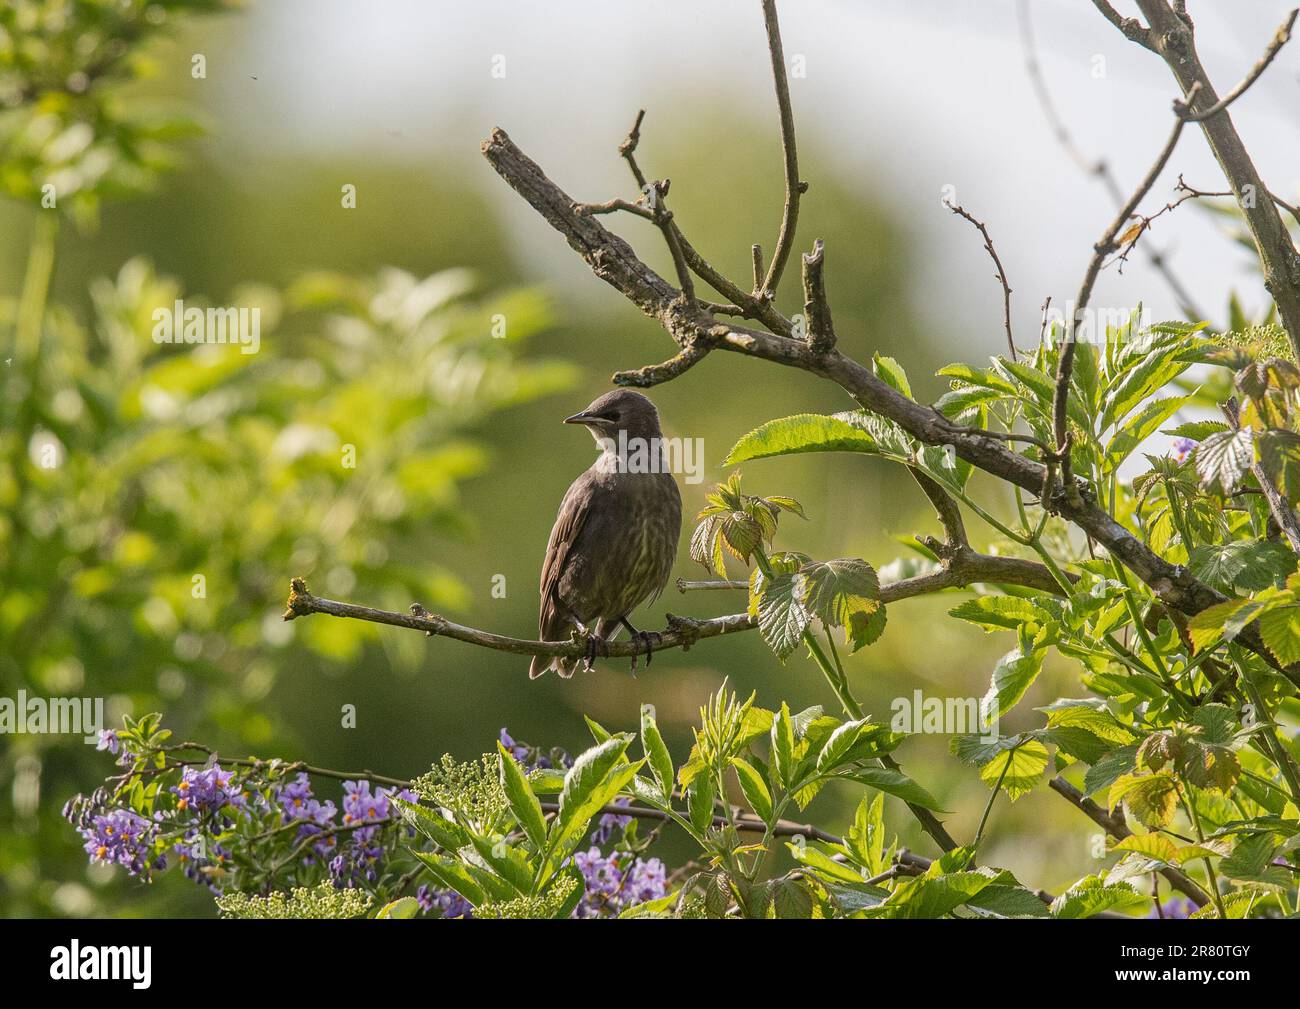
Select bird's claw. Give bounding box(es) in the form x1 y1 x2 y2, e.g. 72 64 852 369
628 630 662 675
581 632 607 673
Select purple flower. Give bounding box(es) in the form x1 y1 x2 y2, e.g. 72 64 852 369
1148 897 1197 919
172 831 231 893
416 885 474 918
591 796 632 846
275 773 339 862
171 765 244 815
96 730 120 755
499 728 571 772
571 847 667 918
1172 437 1197 462
80 809 156 876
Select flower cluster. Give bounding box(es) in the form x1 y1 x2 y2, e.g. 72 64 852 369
172 765 245 815
573 847 668 918
79 808 162 877
329 780 417 885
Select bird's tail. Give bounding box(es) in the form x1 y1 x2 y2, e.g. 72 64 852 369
529 654 579 679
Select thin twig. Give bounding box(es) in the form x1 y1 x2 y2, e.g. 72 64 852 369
758 0 805 295
1175 9 1298 122
944 201 1016 357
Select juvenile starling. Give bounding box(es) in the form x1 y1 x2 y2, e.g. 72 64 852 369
530 389 683 678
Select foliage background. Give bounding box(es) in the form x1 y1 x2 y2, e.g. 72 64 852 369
2 0 1297 917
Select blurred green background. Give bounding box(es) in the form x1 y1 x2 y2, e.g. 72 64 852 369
0 0 1147 917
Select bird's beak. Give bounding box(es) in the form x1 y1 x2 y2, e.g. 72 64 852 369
563 410 596 425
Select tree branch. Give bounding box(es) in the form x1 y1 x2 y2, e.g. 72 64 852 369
758 0 805 295
283 578 750 659
944 201 1016 358
1053 99 1195 496
800 238 836 354
1048 775 1211 909
1018 0 1202 321
479 125 1300 687
1121 0 1300 356
1175 9 1297 123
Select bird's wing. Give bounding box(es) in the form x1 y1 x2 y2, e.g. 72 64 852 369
538 476 593 630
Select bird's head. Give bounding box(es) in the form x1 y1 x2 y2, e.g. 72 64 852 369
564 389 663 445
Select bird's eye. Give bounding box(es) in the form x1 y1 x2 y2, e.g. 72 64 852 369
604 411 620 421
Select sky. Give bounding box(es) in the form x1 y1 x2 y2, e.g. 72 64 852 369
206 0 1300 356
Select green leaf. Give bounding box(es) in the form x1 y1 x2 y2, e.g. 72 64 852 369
815 718 871 773
1258 605 1300 665
391 796 469 852
982 647 1045 718
1110 833 1180 864
730 758 773 823
410 850 487 906
1220 833 1289 887
873 354 912 397
979 740 1049 800
794 558 881 632
550 734 635 855
1107 395 1190 470
1050 875 1147 918
771 703 795 790
949 596 1048 632
725 414 882 465
687 774 715 836
497 743 548 852
1194 428 1254 493
846 767 947 811
1108 772 1179 829
1256 429 1300 504
375 896 420 919
639 705 675 803
755 571 811 661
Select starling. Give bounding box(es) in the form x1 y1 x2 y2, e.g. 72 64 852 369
530 389 683 678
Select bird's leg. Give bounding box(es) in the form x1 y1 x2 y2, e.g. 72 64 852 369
581 630 608 673
620 618 662 673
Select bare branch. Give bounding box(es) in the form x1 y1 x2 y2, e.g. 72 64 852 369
1176 9 1298 122
1053 98 1195 495
619 110 794 336
479 116 1300 688
944 201 1016 358
613 339 712 388
1090 0 1157 51
1122 0 1300 357
800 238 836 354
1017 0 1202 320
1048 776 1211 908
758 0 805 295
283 578 751 658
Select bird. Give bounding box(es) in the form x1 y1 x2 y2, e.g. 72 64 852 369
530 389 683 679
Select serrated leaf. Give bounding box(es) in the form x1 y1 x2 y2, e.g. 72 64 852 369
497 743 548 852
982 647 1045 718
1109 772 1179 829
725 413 882 465
1194 428 1254 493
755 571 810 661
1050 875 1147 918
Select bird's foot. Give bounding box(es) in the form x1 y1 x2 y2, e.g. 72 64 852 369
628 630 663 675
581 632 608 673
